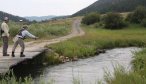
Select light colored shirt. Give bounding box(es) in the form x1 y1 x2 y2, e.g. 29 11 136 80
1 22 9 37
17 30 36 39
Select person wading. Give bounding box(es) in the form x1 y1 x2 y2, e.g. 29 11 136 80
1 17 10 56
12 25 38 57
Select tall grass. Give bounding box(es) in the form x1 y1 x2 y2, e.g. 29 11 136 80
28 19 71 39
104 65 146 84
0 70 56 84
48 24 146 59
0 19 72 46
42 50 62 65
8 19 71 39
105 48 146 84
132 48 146 78
0 71 33 84
50 40 96 59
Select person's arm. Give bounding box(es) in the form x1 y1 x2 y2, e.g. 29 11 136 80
24 30 37 39
2 23 9 37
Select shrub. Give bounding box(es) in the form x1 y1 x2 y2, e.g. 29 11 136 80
125 12 134 22
126 6 146 23
103 12 127 29
81 12 100 25
94 22 104 28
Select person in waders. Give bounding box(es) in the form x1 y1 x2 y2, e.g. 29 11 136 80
12 25 38 57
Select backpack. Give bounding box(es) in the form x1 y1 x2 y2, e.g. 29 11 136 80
0 27 4 37
17 28 26 39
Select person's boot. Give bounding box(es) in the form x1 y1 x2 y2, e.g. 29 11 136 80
3 52 9 56
20 52 25 57
12 52 15 57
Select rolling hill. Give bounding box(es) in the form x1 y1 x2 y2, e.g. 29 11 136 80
72 0 146 16
24 15 56 22
0 11 29 22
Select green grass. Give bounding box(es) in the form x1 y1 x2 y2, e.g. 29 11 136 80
44 23 146 83
48 24 146 60
104 65 146 84
0 72 55 84
9 19 71 39
105 49 146 84
132 48 146 78
0 19 72 46
28 19 71 39
1 19 146 83
0 71 33 84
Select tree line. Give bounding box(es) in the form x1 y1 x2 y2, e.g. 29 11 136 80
73 0 146 16
82 6 146 29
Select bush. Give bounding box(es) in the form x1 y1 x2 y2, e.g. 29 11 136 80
125 12 134 22
81 12 100 25
126 6 146 23
141 19 146 27
103 12 127 29
94 22 104 28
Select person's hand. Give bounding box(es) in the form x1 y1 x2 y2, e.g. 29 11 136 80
34 37 39 40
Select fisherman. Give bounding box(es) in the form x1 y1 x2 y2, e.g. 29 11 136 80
12 25 38 57
1 17 10 56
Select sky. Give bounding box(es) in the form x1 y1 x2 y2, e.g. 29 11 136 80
0 0 97 17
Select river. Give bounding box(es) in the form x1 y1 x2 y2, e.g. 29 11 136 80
29 47 141 84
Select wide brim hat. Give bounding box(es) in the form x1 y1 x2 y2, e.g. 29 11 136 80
4 17 9 21
22 25 28 29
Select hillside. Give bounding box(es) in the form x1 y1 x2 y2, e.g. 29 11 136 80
24 15 56 22
0 11 29 22
72 0 146 16
52 15 70 20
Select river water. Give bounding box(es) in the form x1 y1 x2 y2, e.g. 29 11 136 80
32 47 141 84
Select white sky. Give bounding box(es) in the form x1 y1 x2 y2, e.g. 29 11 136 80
0 0 97 17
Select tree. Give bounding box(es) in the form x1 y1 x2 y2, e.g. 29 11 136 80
126 6 146 23
81 12 100 25
103 12 127 29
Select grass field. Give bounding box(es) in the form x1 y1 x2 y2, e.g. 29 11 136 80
44 23 146 84
0 18 72 46
10 18 72 38
1 18 146 83
47 23 146 60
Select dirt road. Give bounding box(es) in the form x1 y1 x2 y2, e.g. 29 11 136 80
0 18 85 56
0 19 84 73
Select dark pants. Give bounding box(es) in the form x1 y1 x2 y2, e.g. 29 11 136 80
2 36 8 55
